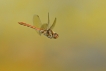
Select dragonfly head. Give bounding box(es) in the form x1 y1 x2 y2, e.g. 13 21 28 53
53 33 59 39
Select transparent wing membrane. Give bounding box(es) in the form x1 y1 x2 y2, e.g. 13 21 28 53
49 18 56 30
33 15 42 34
40 23 48 30
33 15 42 28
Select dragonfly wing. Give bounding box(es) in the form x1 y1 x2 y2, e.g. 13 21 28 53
47 12 50 30
33 15 42 34
40 23 48 30
49 18 56 30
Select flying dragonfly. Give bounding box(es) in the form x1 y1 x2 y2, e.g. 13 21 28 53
18 13 59 39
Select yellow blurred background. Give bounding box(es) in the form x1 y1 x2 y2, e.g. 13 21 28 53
0 0 106 71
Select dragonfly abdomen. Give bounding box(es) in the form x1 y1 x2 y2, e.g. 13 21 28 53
18 22 39 30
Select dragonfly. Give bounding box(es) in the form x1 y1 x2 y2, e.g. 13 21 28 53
18 13 59 39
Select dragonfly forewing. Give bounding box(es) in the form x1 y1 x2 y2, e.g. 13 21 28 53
49 18 56 30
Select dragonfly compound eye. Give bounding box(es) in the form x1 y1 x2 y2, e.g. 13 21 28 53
53 33 59 39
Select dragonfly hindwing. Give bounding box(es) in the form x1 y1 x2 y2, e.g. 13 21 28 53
33 15 42 35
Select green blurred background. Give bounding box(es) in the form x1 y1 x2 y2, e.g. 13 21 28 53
0 0 106 71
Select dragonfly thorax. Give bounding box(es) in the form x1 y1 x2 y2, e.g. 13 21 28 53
39 29 58 39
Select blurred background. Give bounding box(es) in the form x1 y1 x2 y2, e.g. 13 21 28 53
0 0 106 71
